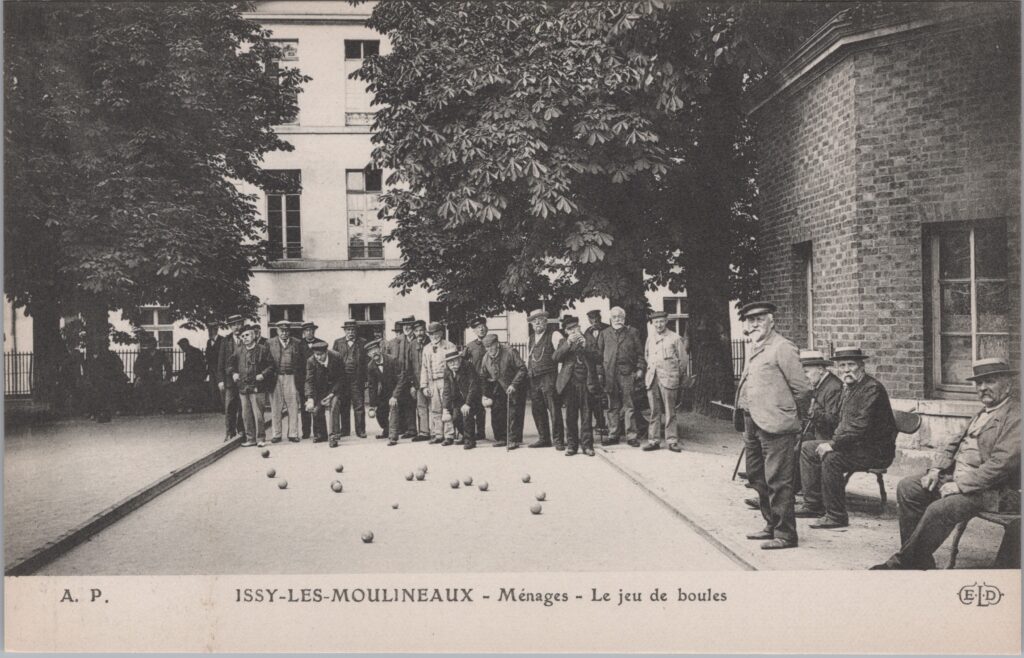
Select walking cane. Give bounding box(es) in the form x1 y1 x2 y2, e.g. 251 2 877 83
507 387 512 453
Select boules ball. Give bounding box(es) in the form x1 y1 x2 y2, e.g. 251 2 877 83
261 449 270 458
450 480 460 489
278 479 288 490
478 481 489 492
463 476 473 486
362 531 374 544
335 464 344 473
522 474 531 484
392 503 399 509
536 491 546 502
331 480 343 493
405 472 414 481
530 503 542 515
266 468 276 478
415 471 426 481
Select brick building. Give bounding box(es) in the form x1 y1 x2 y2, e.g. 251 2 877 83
747 4 1020 467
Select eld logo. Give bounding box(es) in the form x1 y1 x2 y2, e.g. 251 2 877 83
957 583 1003 607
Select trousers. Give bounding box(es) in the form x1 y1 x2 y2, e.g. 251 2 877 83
239 391 266 440
427 379 453 439
529 372 563 444
800 441 885 523
562 378 593 450
270 377 301 440
605 372 638 442
223 385 243 437
332 375 365 436
647 376 680 444
744 413 798 543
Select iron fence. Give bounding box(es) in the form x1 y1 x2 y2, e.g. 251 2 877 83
731 339 746 382
4 349 190 398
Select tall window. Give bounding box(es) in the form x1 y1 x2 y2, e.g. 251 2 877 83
267 305 303 338
793 242 813 348
344 39 379 126
663 297 689 338
140 306 173 350
350 303 385 341
930 222 1009 390
265 170 302 260
268 39 299 125
347 168 383 259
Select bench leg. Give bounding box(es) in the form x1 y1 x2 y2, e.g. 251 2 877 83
876 473 887 513
947 520 970 569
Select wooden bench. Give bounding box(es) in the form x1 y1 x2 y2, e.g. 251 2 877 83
841 410 922 514
947 511 1021 569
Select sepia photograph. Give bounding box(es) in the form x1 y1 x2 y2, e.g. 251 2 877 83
3 0 1020 653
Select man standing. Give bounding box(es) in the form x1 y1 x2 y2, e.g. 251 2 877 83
420 322 456 444
595 307 646 447
643 311 690 452
442 350 483 449
204 322 222 412
584 309 610 443
175 338 206 413
332 320 368 439
462 317 489 443
298 321 319 439
734 301 811 550
872 359 1020 570
407 319 431 441
134 334 170 414
365 338 402 444
268 320 305 444
526 309 565 450
554 316 598 457
304 339 345 445
390 316 417 439
386 319 405 362
481 334 527 449
797 347 897 529
228 324 276 447
216 314 246 441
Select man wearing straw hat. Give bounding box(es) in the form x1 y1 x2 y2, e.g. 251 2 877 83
796 346 897 530
481 334 528 449
298 321 320 439
268 319 304 444
442 349 482 449
332 320 368 439
462 317 490 444
733 301 812 550
216 314 247 441
526 309 565 449
420 321 456 444
872 358 1020 570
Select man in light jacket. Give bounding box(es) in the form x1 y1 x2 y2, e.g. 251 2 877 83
643 310 690 452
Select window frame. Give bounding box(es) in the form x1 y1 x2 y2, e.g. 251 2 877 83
139 306 174 351
349 303 385 341
267 305 304 339
268 39 299 125
346 168 384 260
663 296 689 338
265 170 302 261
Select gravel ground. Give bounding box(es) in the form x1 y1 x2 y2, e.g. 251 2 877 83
4 413 226 564
40 434 741 574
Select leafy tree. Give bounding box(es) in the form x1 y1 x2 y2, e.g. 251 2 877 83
356 0 849 412
5 2 306 402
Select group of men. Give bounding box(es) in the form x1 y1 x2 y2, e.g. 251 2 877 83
733 300 1019 570
209 305 693 459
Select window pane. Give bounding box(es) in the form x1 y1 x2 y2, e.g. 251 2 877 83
974 224 1007 279
158 331 173 350
369 304 384 321
940 334 973 385
664 299 676 314
939 230 970 279
346 171 364 191
157 309 173 325
978 334 1009 362
268 195 281 212
977 280 1008 332
363 41 379 57
365 169 382 191
287 193 300 211
939 282 971 332
344 40 362 59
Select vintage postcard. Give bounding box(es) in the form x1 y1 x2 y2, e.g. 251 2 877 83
4 0 1020 653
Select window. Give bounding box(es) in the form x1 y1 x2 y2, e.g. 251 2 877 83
347 169 384 259
793 242 813 348
140 307 173 350
267 305 303 338
265 170 302 260
268 39 299 125
663 297 689 338
350 304 385 341
930 222 1010 391
344 39 379 126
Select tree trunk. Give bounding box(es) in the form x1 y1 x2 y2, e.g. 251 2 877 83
687 272 736 417
29 301 62 406
83 304 111 357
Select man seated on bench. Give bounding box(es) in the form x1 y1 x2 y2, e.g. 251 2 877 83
871 358 1020 570
796 346 897 529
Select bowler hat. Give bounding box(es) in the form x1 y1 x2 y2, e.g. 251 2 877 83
402 315 416 323
444 349 461 361
413 319 426 329
310 339 328 351
799 349 832 367
240 324 259 335
966 358 1016 381
343 320 358 329
737 301 776 320
527 309 549 322
649 311 668 320
427 321 444 334
482 334 499 347
561 315 579 330
301 321 318 331
365 338 382 352
393 321 403 332
586 310 602 320
469 317 487 329
832 346 869 361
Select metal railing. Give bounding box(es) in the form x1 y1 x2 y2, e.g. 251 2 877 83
4 349 192 398
731 339 745 381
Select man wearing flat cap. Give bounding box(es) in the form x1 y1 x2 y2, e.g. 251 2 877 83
442 350 483 449
797 347 897 529
364 338 402 444
268 320 305 444
462 317 490 444
526 309 565 449
481 333 528 448
420 321 457 444
595 306 646 447
734 301 812 550
332 320 369 439
554 315 599 456
584 310 610 443
873 358 1020 570
304 339 346 444
299 321 320 439
228 324 276 447
643 310 690 452
216 314 247 441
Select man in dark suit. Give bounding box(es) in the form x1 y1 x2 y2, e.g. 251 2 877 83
734 301 812 550
365 338 403 443
481 334 528 449
797 347 897 529
442 350 483 449
204 322 222 412
304 339 346 445
390 316 417 439
555 316 599 457
406 319 431 441
584 309 610 442
872 359 1020 570
462 316 489 444
227 324 276 447
595 306 646 447
299 321 320 439
216 314 246 441
332 320 368 439
175 338 206 413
